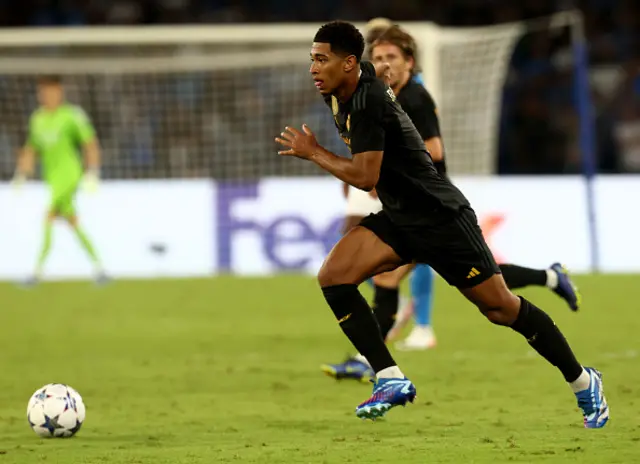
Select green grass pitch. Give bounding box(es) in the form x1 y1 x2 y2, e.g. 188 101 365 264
0 275 639 463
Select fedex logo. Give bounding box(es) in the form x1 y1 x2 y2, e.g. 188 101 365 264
215 181 509 274
216 182 343 272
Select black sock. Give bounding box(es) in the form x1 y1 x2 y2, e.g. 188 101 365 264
500 264 546 289
372 285 399 341
322 284 396 373
510 297 583 382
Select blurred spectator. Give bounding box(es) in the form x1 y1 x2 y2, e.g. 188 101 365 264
609 59 640 172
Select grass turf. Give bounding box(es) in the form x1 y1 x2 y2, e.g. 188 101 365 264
0 275 638 463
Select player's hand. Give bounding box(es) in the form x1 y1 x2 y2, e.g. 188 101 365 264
374 62 392 87
275 125 320 160
83 169 99 193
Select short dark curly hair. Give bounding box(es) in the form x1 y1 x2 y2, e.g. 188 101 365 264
314 21 365 62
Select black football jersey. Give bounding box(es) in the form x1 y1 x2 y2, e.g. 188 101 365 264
324 61 468 226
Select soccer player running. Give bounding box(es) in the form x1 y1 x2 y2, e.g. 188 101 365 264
275 21 608 427
323 23 582 382
13 75 107 285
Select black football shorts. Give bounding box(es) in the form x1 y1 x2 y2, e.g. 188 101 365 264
359 206 500 288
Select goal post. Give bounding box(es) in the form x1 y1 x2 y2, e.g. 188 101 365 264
404 21 524 175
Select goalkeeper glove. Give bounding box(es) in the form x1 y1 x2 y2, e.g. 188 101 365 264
83 168 100 193
11 171 26 190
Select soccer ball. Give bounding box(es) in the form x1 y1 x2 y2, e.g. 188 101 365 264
27 384 86 438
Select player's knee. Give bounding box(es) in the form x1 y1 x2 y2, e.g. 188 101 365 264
373 272 397 288
318 255 359 287
481 308 512 326
476 291 520 326
318 259 342 287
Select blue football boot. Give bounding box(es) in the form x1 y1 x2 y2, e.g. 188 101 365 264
575 367 609 429
550 263 581 311
355 377 416 420
321 357 374 384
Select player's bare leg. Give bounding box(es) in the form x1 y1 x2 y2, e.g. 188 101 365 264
343 215 376 289
318 226 416 419
459 274 608 428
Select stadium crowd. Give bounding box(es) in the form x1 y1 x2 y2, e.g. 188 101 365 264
0 0 637 178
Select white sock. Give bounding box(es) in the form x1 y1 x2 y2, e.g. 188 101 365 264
376 365 404 380
569 368 591 393
353 353 370 366
545 269 559 289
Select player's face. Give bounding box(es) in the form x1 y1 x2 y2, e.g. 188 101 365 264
371 43 413 90
38 83 64 109
310 42 352 95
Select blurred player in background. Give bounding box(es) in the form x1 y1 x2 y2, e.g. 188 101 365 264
323 23 582 382
13 75 107 285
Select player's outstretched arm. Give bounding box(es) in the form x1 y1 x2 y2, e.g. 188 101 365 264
276 125 382 191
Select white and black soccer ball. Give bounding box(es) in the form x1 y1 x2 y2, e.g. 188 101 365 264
27 384 86 438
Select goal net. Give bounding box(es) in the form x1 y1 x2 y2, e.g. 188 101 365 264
0 14 583 180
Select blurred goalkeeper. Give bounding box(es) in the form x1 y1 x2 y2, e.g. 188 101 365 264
13 75 107 285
